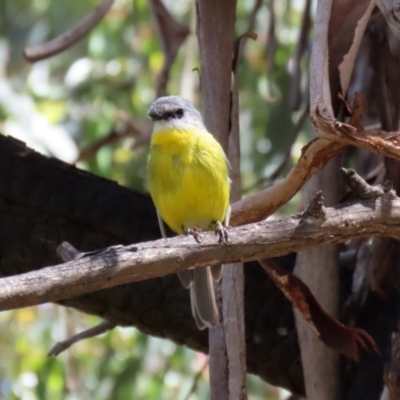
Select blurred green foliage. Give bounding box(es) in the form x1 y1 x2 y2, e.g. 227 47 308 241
0 0 311 398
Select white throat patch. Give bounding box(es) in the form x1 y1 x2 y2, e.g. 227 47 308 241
152 118 205 134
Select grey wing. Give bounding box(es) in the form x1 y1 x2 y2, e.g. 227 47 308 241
224 204 231 226
211 264 223 281
156 210 168 239
157 210 192 289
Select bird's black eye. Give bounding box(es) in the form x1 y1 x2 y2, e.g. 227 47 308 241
175 108 184 119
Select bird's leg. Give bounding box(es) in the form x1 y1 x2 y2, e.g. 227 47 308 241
186 227 203 243
215 221 229 244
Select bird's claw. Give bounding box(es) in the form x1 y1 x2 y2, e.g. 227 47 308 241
187 227 203 243
215 221 229 244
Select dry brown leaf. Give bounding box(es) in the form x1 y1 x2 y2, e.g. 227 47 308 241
259 258 379 361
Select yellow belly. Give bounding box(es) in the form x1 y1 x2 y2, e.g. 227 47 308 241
147 127 230 234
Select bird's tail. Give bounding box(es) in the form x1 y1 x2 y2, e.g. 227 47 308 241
190 267 219 330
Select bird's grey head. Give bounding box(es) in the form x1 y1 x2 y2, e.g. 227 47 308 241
148 96 205 131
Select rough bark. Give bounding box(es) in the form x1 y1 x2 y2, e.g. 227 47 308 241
294 158 341 400
195 1 240 398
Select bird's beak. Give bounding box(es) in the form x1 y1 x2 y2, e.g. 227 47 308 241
148 110 163 121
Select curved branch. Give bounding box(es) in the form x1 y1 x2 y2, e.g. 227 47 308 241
231 123 400 226
24 0 115 62
231 137 345 226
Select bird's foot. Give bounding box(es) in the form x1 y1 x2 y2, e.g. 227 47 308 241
187 227 203 243
215 221 229 244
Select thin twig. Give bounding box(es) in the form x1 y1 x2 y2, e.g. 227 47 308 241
182 358 209 400
246 0 263 34
266 0 276 71
231 0 263 74
149 0 190 97
76 111 151 163
48 320 116 356
77 128 130 163
24 0 115 62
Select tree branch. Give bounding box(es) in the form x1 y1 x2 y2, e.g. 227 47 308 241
231 137 344 226
1 192 400 312
294 159 342 400
149 0 190 97
76 111 151 162
195 0 238 398
48 320 116 356
230 0 400 231
23 0 115 62
231 124 400 226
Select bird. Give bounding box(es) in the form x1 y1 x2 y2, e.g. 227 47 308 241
147 95 230 329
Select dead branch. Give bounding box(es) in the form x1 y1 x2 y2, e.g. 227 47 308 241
303 2 384 398
230 0 400 229
2 189 400 312
231 124 400 227
231 137 345 226
48 320 116 356
341 168 392 199
149 0 190 97
294 159 342 400
246 0 263 35
76 111 151 162
195 0 238 398
24 0 115 62
221 24 247 400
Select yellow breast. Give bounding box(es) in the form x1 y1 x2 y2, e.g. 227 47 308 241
147 127 230 234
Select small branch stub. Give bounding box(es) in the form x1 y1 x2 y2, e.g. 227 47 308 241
341 168 386 199
383 180 397 198
57 242 80 262
302 190 326 222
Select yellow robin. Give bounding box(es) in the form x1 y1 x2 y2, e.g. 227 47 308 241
147 96 230 329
